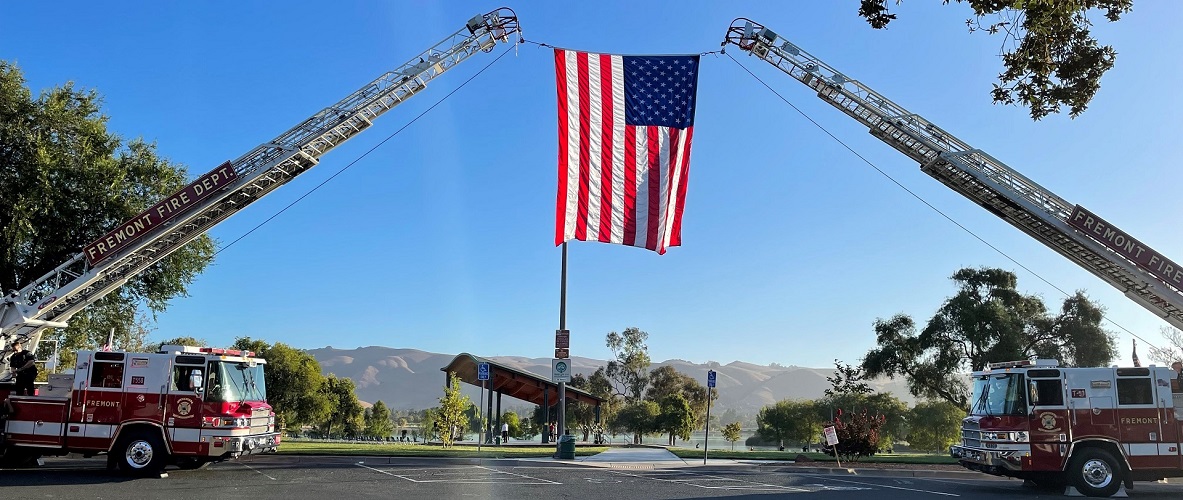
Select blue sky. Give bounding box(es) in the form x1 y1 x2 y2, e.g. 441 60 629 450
3 1 1180 369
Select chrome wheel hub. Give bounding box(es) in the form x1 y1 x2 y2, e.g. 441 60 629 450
1081 459 1113 488
126 440 154 468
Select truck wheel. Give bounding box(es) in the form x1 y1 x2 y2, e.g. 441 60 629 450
1068 448 1124 497
114 430 168 475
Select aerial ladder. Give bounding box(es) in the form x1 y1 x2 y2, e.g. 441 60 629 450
723 19 1183 333
0 9 521 382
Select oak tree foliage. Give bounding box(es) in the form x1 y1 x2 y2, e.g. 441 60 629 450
861 267 1116 409
858 0 1133 119
0 61 214 352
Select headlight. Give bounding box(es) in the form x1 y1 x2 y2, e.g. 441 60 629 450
982 431 1028 442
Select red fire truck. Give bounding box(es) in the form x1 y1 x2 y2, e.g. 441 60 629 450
948 359 1183 496
1 9 520 473
720 20 1183 497
2 345 278 473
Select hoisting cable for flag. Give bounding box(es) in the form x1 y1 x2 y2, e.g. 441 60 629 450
723 51 1154 351
214 45 517 257
520 38 722 56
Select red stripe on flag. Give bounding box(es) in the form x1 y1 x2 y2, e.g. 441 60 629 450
669 127 693 247
575 52 591 241
598 53 614 243
645 126 661 252
623 125 638 247
554 50 569 246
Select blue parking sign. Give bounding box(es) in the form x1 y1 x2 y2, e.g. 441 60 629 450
478 362 490 381
707 370 716 388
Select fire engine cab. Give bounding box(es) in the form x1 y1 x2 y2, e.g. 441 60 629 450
949 359 1183 497
1 345 278 474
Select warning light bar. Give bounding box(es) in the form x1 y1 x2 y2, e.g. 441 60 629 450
199 347 256 357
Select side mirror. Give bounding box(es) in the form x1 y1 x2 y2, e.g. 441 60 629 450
190 369 205 393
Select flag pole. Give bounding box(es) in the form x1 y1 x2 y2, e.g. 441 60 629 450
558 242 568 450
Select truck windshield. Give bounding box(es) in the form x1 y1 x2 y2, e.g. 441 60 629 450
206 361 267 403
970 373 1028 416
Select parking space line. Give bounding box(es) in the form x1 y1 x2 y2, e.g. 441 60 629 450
237 461 276 480
355 464 558 485
803 475 959 496
475 465 561 485
611 470 810 492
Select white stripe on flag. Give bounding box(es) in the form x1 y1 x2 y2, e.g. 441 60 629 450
608 56 626 244
655 126 672 251
633 127 649 250
662 129 689 252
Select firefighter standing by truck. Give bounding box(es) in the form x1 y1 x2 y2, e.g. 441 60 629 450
7 342 37 396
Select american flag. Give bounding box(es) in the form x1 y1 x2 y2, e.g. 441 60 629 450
554 50 700 254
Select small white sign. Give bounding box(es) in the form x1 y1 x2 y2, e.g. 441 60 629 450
823 426 839 446
551 359 571 383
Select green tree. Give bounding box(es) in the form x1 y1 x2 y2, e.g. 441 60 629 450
857 0 1132 120
156 336 208 350
233 338 330 430
824 359 873 397
365 401 395 440
645 365 715 431
657 393 696 446
1149 326 1183 366
722 421 743 451
319 375 363 439
0 61 215 356
500 411 522 441
588 367 620 431
907 400 966 453
862 268 1116 409
612 399 660 444
605 327 651 401
420 408 439 443
757 399 821 450
437 372 471 448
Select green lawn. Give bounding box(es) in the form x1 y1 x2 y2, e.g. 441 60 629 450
277 440 608 458
668 448 957 464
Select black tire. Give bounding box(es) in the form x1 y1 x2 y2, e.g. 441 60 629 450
113 429 168 476
1068 448 1124 498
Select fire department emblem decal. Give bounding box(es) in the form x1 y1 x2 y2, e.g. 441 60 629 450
176 398 194 418
1039 411 1060 431
136 394 145 403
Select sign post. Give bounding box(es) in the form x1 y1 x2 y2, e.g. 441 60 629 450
477 362 489 451
823 425 840 467
704 370 716 465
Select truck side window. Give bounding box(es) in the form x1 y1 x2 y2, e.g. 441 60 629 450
1030 379 1064 406
173 366 193 391
1116 378 1153 405
90 361 125 389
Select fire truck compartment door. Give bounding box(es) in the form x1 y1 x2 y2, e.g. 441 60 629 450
1090 397 1115 425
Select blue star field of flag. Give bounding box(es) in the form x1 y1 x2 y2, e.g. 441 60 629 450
623 55 699 129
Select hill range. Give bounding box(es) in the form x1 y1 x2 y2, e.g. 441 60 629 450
309 346 917 413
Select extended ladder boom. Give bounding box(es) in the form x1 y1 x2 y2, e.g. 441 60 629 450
0 9 520 379
723 19 1183 330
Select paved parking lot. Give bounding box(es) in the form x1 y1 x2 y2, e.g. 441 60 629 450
5 454 1183 499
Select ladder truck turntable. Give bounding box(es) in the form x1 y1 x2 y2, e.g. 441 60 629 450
0 9 520 473
724 18 1183 497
